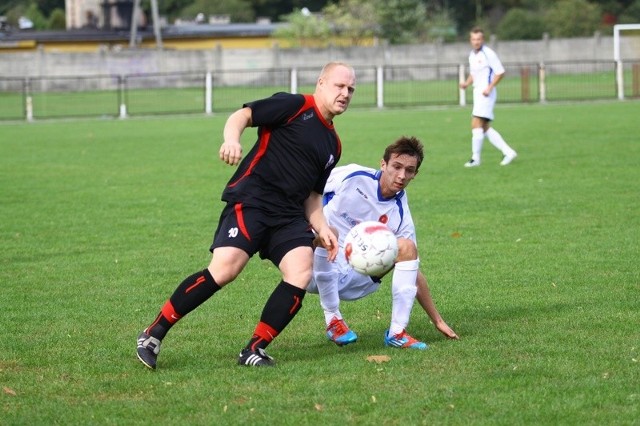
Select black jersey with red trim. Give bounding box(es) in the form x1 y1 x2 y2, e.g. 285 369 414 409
222 92 342 216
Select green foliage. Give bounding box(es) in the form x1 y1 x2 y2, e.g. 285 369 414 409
545 0 602 37
24 2 47 30
497 8 545 40
47 7 65 30
377 0 427 44
273 8 331 47
322 0 378 45
424 8 458 42
141 0 194 20
179 0 255 22
619 0 640 23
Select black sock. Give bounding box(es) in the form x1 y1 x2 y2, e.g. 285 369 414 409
246 281 306 351
146 269 221 340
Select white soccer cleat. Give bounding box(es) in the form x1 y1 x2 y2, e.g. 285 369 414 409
500 151 517 166
464 159 480 167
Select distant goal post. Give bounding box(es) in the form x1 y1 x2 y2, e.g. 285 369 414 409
614 23 640 100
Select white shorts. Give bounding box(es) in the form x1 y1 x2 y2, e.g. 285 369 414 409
307 253 381 301
472 87 497 121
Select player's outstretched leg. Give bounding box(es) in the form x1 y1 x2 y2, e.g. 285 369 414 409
136 269 221 370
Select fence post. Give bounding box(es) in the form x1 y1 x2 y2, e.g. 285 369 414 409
24 77 33 121
205 71 213 114
458 64 466 106
521 66 530 102
538 62 546 103
290 68 298 94
616 60 624 100
119 75 127 119
376 66 384 109
633 63 640 98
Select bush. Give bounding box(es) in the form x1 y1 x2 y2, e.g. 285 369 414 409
545 0 601 37
497 8 545 40
48 8 65 30
619 0 640 23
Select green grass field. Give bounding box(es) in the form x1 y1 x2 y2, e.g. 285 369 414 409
1 101 639 424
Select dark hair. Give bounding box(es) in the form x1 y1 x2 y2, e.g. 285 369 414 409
383 136 424 171
470 26 484 35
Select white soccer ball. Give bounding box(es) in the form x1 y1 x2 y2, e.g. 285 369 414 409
344 221 398 277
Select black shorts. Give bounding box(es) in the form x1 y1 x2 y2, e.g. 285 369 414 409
210 203 315 266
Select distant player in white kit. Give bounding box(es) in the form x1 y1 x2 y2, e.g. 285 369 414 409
460 27 517 167
307 136 458 349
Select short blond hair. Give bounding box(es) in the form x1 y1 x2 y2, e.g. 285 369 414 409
319 61 354 79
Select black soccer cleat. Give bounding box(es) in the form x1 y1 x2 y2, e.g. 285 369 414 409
238 348 275 367
137 331 161 370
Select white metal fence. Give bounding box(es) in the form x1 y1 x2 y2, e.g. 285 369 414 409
1 60 638 121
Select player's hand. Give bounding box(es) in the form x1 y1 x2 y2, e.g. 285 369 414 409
459 82 468 89
435 321 459 340
482 88 491 97
219 140 243 165
318 227 339 261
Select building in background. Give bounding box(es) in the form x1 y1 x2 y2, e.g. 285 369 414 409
65 0 141 30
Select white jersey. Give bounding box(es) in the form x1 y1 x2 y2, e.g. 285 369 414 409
323 163 417 248
307 163 417 301
468 45 505 92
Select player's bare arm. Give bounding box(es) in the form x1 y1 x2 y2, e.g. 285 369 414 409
304 192 338 261
220 107 252 165
460 74 473 90
483 72 504 96
415 271 459 340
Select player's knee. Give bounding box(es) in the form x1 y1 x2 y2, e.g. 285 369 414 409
396 238 418 262
313 269 335 283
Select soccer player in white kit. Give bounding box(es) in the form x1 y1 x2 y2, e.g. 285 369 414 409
460 27 517 167
307 136 458 349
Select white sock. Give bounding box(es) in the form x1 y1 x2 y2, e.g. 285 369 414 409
471 128 484 162
389 260 419 335
485 127 514 155
313 247 341 326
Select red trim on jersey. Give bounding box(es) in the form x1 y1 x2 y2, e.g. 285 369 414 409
305 94 342 157
227 128 272 188
161 301 181 324
226 94 341 188
234 203 251 240
291 95 342 158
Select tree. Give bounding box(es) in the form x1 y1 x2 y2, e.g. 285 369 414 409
179 0 255 22
322 0 378 46
376 0 427 44
619 0 640 22
24 2 47 30
273 8 331 47
545 0 602 37
497 8 545 40
47 7 65 29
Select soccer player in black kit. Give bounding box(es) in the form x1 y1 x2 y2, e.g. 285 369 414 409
136 62 356 368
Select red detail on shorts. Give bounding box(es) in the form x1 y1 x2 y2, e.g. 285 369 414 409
161 301 181 324
251 322 278 350
290 295 301 314
234 203 250 240
185 275 206 293
227 129 272 188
